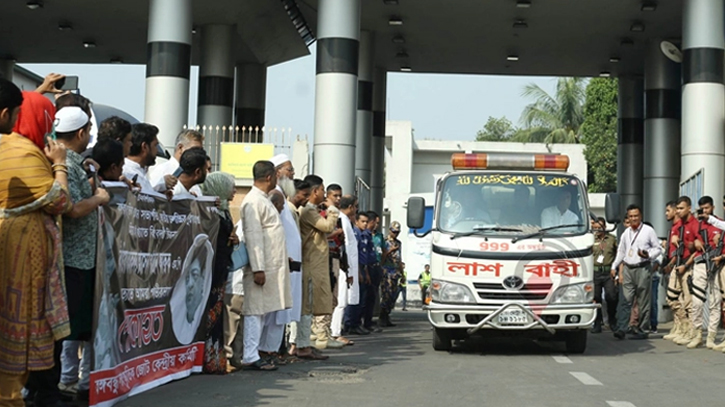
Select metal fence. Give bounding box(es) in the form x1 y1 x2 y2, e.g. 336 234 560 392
183 125 297 171
356 177 371 212
680 168 703 206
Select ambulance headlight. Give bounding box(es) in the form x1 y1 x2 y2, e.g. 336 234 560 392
551 283 594 304
430 280 476 304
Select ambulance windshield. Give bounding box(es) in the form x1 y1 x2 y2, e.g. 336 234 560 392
438 172 588 236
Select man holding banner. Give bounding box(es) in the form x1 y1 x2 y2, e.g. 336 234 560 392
240 161 292 371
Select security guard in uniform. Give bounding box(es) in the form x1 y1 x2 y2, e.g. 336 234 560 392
670 197 699 346
379 221 403 327
591 217 618 333
662 201 689 342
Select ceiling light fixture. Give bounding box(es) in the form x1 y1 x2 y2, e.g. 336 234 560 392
191 27 197 35
513 20 528 29
516 1 532 8
641 2 657 11
507 55 520 61
26 1 43 9
83 41 96 49
630 22 645 32
389 16 403 26
392 35 405 44
383 0 399 5
400 66 412 72
609 57 621 63
58 23 73 31
600 72 611 77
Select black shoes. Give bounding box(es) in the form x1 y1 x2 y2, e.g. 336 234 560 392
591 324 602 334
363 325 383 333
347 326 371 335
629 326 649 340
613 330 626 340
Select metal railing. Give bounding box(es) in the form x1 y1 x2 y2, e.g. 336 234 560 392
183 125 297 171
356 177 371 211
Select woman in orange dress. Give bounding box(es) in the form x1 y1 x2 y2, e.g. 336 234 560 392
0 86 73 407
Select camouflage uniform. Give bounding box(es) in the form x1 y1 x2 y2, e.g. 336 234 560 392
380 222 403 326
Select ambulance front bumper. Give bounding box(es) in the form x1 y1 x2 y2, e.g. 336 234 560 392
426 302 599 334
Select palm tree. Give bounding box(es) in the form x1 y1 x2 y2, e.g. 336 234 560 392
516 77 587 144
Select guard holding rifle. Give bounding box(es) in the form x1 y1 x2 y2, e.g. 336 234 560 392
591 217 618 333
678 196 720 349
662 201 691 343
677 196 722 349
669 196 701 346
696 195 725 351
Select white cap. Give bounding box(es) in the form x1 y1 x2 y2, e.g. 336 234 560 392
54 106 89 133
269 153 291 168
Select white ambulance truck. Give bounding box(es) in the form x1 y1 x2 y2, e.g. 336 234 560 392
407 153 615 353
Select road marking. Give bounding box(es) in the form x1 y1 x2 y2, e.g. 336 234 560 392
569 371 603 385
552 355 572 364
325 352 366 357
606 402 636 407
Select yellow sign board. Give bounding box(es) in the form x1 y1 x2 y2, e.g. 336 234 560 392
220 143 275 179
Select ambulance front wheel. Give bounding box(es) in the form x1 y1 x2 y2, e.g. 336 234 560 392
433 328 453 351
565 330 588 354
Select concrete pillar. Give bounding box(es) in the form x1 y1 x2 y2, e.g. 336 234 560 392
312 0 361 193
370 68 387 216
644 41 681 237
682 0 725 217
197 25 235 128
144 0 192 150
0 60 14 82
355 30 374 188
617 77 645 216
235 64 267 128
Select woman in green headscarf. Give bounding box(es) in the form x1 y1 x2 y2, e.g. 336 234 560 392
200 172 238 374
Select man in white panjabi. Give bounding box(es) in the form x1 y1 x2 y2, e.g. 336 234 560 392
262 154 303 362
331 195 360 345
240 161 292 371
540 189 579 229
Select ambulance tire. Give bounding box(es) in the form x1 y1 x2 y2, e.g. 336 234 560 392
433 328 453 351
565 330 587 354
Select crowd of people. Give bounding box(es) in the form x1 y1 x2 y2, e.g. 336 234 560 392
233 158 404 371
0 76 409 406
592 197 725 350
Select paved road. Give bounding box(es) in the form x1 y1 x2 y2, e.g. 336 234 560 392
117 310 725 407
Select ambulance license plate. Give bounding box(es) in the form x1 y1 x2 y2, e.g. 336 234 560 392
497 309 530 325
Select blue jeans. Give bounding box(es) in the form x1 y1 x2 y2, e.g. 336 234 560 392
395 286 407 309
651 274 660 329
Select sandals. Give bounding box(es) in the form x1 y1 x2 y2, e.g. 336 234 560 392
332 336 355 346
242 359 278 371
297 349 329 360
266 353 288 366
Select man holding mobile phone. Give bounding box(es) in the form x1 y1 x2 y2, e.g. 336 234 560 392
149 129 204 194
610 205 662 340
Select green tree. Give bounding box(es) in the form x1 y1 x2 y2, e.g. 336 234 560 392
579 78 618 192
516 77 587 144
475 116 518 141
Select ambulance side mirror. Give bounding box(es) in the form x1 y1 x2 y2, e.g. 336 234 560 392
605 193 621 224
407 197 426 230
